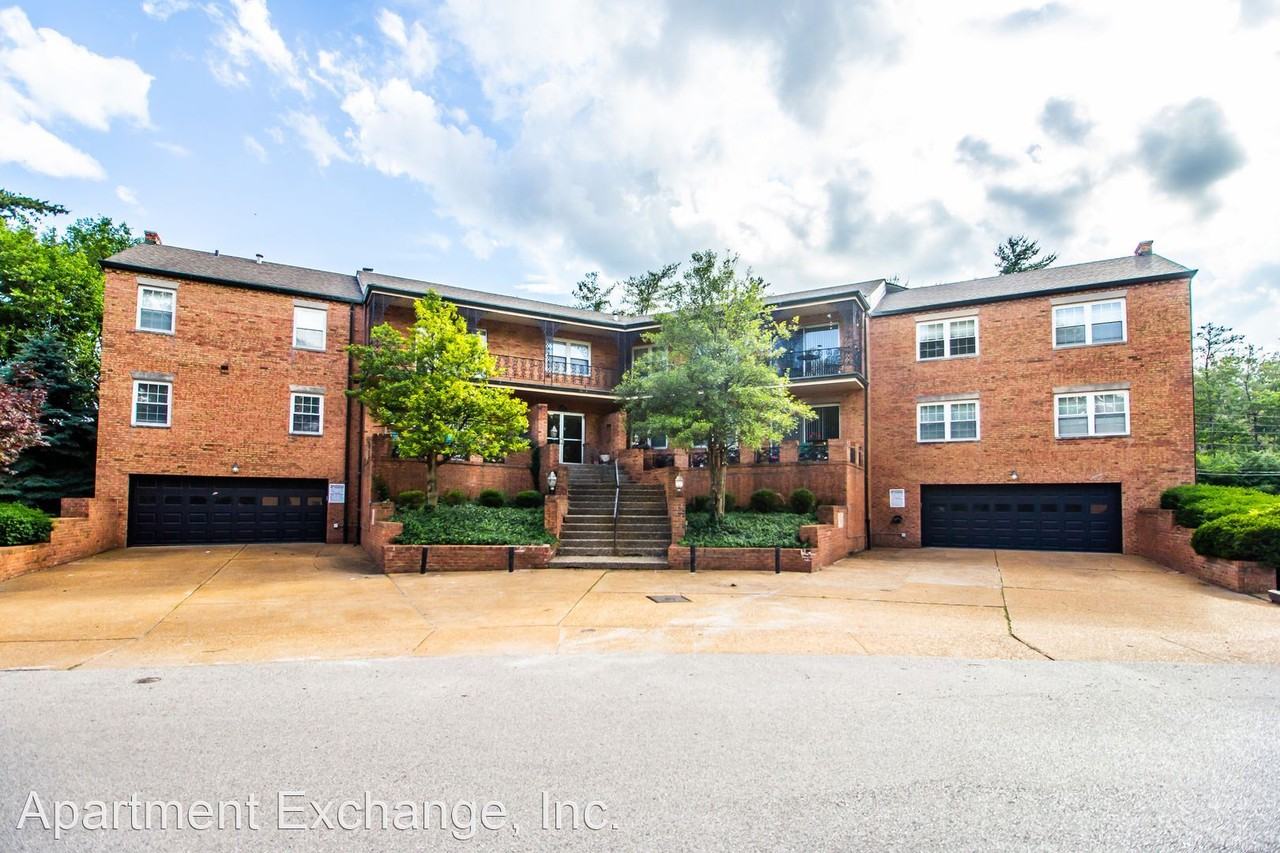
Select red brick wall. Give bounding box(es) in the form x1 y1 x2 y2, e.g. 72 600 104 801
0 498 118 581
667 545 820 572
382 543 555 573
1135 508 1276 594
867 278 1195 552
95 269 356 546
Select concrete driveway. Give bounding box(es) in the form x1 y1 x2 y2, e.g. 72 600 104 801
0 544 1277 669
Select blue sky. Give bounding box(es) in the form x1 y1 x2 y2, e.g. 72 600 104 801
2 1 1278 343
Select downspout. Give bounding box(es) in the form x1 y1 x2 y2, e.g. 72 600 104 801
343 303 354 543
862 302 872 551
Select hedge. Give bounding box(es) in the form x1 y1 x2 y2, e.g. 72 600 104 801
1160 484 1280 567
0 503 54 547
394 504 555 546
1159 484 1280 528
680 511 816 548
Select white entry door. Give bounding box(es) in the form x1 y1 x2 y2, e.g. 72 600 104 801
548 412 585 463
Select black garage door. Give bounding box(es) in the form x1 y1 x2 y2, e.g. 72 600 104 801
921 484 1122 552
128 476 328 546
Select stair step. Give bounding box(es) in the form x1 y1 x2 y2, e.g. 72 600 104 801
546 555 669 570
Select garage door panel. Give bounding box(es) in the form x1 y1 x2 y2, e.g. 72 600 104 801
921 484 1121 553
128 476 327 546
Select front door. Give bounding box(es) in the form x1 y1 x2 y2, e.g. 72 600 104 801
547 412 585 463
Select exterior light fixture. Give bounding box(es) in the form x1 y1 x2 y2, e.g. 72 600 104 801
231 462 240 474
547 470 558 493
1009 470 1019 481
674 473 684 494
549 425 559 440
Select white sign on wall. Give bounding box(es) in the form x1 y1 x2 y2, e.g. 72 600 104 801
328 483 347 504
888 489 906 508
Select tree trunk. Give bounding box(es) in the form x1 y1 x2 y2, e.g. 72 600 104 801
708 441 727 523
426 454 438 508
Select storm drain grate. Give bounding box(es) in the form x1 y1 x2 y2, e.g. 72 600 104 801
647 594 690 603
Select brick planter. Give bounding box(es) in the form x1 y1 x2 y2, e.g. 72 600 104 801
382 543 555 573
1135 508 1277 595
0 498 118 582
666 545 819 572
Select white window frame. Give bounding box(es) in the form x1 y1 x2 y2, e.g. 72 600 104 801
292 305 328 351
1052 298 1127 348
548 338 591 375
289 392 325 436
135 285 176 334
474 328 488 348
1054 390 1130 439
799 403 841 442
916 399 980 443
916 316 979 361
131 380 172 428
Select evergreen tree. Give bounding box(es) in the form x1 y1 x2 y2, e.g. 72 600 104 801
571 271 615 312
994 235 1057 274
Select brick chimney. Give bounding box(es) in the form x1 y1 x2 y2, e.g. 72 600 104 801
1134 240 1153 256
143 230 161 245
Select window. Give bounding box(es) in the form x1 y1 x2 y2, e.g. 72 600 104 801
787 404 840 442
917 400 980 442
132 381 171 427
548 339 590 376
1055 390 1129 438
632 432 668 449
290 393 324 435
917 317 978 360
475 328 488 348
136 286 176 333
293 306 327 351
1053 298 1126 347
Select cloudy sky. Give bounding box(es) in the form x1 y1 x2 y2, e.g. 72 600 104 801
2 1 1277 341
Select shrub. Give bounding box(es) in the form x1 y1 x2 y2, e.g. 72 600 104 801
789 488 816 514
680 511 816 548
749 489 784 513
477 489 506 508
393 490 427 511
514 489 544 508
0 503 53 547
394 504 556 546
1159 484 1279 528
688 495 711 513
723 493 737 512
440 489 468 506
371 476 391 503
1190 506 1280 567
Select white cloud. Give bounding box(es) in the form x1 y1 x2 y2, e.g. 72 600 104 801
209 0 306 93
0 7 151 179
376 9 438 79
115 185 140 206
154 140 191 157
243 134 268 162
141 0 192 20
284 111 349 167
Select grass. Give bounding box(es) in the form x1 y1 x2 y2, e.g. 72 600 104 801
394 504 556 546
680 510 816 548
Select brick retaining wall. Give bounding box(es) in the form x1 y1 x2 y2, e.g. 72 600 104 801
382 543 555 573
1134 507 1276 595
0 498 119 582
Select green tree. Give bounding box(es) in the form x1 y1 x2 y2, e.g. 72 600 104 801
1193 322 1280 488
0 378 46 473
0 333 97 506
61 216 138 269
617 251 812 521
0 225 102 367
0 188 68 228
571 271 615 312
620 262 680 315
994 235 1057 274
348 292 530 508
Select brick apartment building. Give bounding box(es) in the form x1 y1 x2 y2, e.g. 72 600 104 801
90 239 1195 561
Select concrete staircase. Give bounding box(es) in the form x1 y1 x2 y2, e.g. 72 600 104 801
548 464 670 569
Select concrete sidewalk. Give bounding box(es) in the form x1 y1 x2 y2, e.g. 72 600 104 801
0 544 1277 669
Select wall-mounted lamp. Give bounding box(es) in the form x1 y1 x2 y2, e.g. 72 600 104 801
547 470 558 493
1009 469 1019 481
674 473 684 495
231 462 240 475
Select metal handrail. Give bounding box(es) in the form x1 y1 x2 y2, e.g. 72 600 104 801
611 459 621 556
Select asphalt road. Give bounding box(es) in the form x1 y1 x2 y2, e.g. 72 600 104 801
1 654 1278 851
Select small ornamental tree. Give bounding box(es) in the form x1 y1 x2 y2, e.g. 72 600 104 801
347 292 530 508
0 378 46 472
617 251 812 522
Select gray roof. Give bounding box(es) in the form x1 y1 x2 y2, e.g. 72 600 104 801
103 244 362 303
770 279 883 307
357 270 649 327
873 254 1194 316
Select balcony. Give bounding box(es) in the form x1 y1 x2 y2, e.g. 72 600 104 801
774 346 862 380
492 354 619 393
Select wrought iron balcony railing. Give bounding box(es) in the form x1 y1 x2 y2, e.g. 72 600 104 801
774 346 863 379
491 353 619 392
